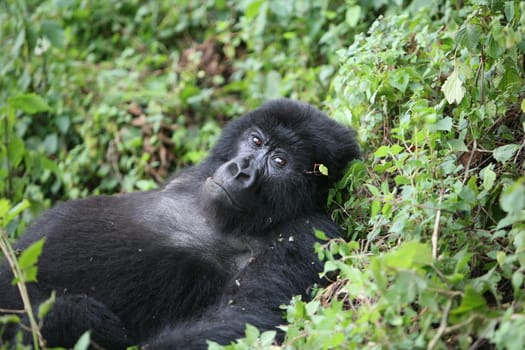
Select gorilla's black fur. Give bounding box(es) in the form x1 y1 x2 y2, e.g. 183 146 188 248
0 99 359 349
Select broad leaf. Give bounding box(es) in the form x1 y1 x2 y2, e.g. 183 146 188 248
493 144 520 163
73 331 91 350
8 94 50 114
442 68 465 104
17 239 46 283
451 286 487 314
383 241 433 270
345 6 361 28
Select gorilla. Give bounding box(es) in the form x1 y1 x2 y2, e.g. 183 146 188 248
0 99 359 349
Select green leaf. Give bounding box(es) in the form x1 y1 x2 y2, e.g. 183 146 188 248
486 33 505 59
374 146 390 157
318 65 334 85
6 200 30 225
245 324 259 343
366 184 380 197
245 0 264 20
260 330 276 346
136 180 157 191
451 286 487 314
73 331 91 350
383 241 433 270
0 314 20 324
16 266 37 284
38 291 56 320
441 68 465 104
492 315 525 349
305 300 320 316
18 238 46 281
512 271 524 293
388 70 410 93
500 179 525 214
496 251 506 267
345 6 361 28
318 164 328 176
8 93 50 114
498 64 522 90
504 1 515 21
456 24 481 50
370 199 381 217
40 157 60 174
55 115 71 134
314 229 328 240
206 342 222 350
7 136 25 167
40 20 65 49
324 332 345 348
0 199 10 223
394 175 410 185
390 144 403 155
323 260 338 274
43 133 58 154
493 144 520 163
482 167 497 191
435 117 453 131
447 139 468 152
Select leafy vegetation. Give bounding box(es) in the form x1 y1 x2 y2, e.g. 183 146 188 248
1 0 525 349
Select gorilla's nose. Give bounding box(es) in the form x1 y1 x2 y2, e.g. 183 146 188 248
225 157 258 189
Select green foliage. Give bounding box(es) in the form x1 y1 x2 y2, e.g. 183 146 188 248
2 0 525 349
208 325 277 350
1 0 397 234
15 238 45 284
0 0 403 348
0 200 45 349
283 0 525 349
37 291 56 321
73 331 90 350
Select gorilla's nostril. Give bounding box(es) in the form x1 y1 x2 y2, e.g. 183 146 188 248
226 162 240 177
239 158 251 169
236 172 251 182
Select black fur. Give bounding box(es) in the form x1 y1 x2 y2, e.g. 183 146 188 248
0 99 359 349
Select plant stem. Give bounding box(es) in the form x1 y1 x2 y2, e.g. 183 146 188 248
0 229 45 349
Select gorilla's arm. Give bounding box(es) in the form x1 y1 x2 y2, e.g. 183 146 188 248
39 295 130 348
0 187 232 345
148 215 339 349
150 304 278 350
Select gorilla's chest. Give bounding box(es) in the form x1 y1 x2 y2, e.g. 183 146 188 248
145 195 257 271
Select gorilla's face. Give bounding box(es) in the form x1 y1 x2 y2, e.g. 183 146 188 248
199 99 360 234
203 127 300 215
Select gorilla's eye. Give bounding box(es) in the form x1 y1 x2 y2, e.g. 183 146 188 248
251 135 263 147
273 157 287 167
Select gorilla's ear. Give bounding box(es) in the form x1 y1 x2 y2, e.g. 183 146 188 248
299 103 360 184
313 118 360 182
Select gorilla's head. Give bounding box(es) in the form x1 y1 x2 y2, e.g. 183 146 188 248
201 99 360 234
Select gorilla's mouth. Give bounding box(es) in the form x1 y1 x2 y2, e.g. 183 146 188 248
206 178 245 211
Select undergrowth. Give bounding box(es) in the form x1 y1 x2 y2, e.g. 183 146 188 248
1 0 525 349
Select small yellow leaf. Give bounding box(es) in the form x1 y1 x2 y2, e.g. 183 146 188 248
318 164 329 176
